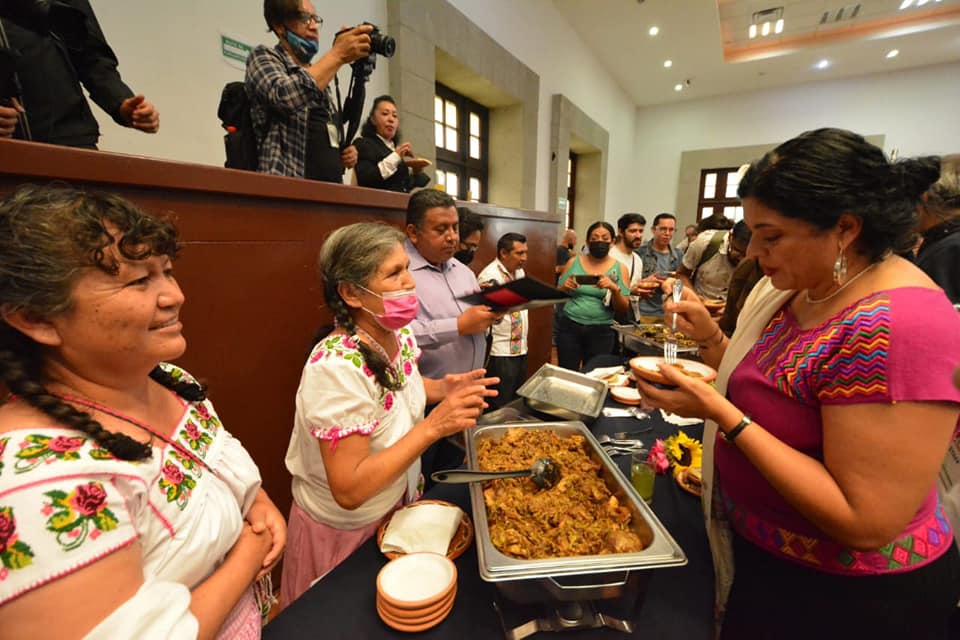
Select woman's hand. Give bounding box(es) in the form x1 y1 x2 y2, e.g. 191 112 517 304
596 275 619 292
226 522 273 569
661 280 717 342
395 142 412 157
245 489 287 579
635 362 728 422
561 276 579 291
425 382 498 439
443 369 498 396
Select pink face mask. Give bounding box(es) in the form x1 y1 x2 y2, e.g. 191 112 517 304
358 285 419 330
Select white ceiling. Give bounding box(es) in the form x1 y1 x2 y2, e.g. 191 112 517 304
551 0 960 106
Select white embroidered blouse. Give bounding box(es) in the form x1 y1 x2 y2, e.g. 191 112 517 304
285 327 426 530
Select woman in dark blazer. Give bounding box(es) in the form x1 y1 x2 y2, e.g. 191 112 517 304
354 95 430 193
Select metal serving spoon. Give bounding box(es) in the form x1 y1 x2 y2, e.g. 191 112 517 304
430 458 560 489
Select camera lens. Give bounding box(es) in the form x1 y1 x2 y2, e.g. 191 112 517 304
371 32 396 57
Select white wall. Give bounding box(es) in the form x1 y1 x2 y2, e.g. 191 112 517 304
633 61 960 228
88 0 390 167
445 0 638 221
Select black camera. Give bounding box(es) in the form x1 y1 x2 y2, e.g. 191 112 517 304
335 22 395 59
365 22 395 58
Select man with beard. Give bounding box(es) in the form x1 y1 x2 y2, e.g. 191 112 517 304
609 213 658 320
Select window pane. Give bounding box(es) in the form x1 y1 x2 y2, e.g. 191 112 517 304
445 101 457 127
446 172 459 198
435 170 445 189
725 170 740 198
734 206 744 221
469 178 481 202
470 113 480 137
445 127 457 152
435 123 444 148
723 206 736 218
703 182 716 199
469 136 480 159
704 172 717 187
434 96 443 122
702 207 713 218
567 158 572 189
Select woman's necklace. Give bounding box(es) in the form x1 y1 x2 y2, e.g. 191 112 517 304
55 393 214 473
353 325 397 362
804 260 881 305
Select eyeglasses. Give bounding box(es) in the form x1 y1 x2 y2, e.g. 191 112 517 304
295 12 322 26
655 227 676 233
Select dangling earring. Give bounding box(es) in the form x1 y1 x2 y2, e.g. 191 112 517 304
833 243 847 286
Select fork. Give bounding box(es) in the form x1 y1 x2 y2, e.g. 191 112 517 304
663 279 684 364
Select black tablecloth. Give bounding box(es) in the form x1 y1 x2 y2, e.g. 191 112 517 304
265 387 714 639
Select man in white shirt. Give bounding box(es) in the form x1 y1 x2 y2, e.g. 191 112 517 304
477 233 529 409
609 213 657 319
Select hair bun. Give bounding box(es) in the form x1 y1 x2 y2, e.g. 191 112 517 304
890 156 941 200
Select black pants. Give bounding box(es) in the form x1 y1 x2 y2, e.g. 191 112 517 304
555 313 616 372
721 532 960 640
485 354 527 410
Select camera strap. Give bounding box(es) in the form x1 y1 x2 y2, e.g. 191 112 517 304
0 17 32 140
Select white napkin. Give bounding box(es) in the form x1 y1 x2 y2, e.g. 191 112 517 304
585 365 625 379
380 503 462 555
660 409 703 426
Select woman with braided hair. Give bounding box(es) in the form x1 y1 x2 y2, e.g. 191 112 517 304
280 221 497 606
0 185 285 639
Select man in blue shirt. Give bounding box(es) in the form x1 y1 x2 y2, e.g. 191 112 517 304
636 213 684 316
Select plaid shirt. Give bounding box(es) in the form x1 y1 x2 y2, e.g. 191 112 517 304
244 43 336 177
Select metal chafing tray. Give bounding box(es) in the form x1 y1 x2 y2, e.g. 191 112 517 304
613 322 698 354
515 364 607 423
466 421 687 602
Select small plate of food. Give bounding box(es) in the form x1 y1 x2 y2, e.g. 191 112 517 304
403 157 433 170
702 299 725 313
609 385 642 406
629 356 718 386
675 467 703 497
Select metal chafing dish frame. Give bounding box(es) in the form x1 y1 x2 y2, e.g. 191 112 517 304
613 322 699 354
465 421 687 602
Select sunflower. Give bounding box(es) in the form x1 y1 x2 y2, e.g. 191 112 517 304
663 430 703 477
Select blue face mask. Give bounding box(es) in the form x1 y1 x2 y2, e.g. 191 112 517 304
285 30 319 63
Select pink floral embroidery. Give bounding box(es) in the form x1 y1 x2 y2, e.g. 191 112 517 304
383 393 394 411
47 436 85 454
342 337 357 349
403 361 413 376
362 364 374 378
309 349 325 363
184 422 201 441
310 420 379 449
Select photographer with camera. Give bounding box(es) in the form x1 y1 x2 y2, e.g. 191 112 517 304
0 0 159 147
245 0 373 182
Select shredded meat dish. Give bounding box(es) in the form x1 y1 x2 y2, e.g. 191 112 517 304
477 428 644 559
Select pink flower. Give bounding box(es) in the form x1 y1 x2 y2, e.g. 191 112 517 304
383 393 394 411
48 435 85 453
0 567 8 581
194 403 210 419
70 482 108 516
41 505 53 516
162 461 185 484
0 509 16 553
309 350 325 363
184 423 201 440
342 337 357 349
403 361 413 376
90 529 101 540
648 439 671 475
362 364 374 378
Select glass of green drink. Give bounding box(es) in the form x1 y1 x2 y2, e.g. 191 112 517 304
631 449 655 504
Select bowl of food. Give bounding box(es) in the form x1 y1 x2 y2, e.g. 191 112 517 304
702 299 725 313
629 356 717 386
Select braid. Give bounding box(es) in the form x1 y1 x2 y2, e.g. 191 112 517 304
327 294 403 392
0 330 151 461
149 365 207 402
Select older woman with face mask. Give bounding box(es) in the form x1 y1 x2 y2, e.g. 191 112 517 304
554 221 630 371
281 222 496 607
0 185 285 640
639 129 960 640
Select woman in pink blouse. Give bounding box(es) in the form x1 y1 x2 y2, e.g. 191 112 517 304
639 129 960 639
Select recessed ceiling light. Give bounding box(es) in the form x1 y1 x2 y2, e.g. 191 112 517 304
749 24 757 38
775 18 784 34
816 59 830 69
663 59 673 68
899 0 913 8
649 26 659 36
674 83 683 91
886 49 900 58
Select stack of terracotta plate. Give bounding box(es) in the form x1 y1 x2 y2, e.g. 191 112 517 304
375 552 457 632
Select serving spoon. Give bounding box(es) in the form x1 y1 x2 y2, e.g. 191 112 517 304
430 458 560 489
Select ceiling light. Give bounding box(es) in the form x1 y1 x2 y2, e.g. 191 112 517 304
749 7 784 39
816 59 830 69
886 49 899 58
663 59 673 68
917 0 929 5
899 0 913 8
674 83 683 91
649 26 659 36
